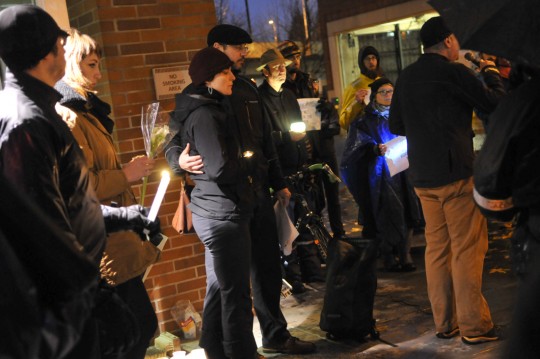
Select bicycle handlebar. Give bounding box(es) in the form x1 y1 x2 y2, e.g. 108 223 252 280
289 163 341 184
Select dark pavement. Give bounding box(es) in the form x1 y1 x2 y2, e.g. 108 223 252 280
175 185 517 359
252 186 517 359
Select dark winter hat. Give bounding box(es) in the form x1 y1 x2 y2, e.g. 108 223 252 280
369 77 393 102
420 16 452 49
0 5 68 72
189 47 233 86
207 24 253 46
277 40 301 58
358 45 380 69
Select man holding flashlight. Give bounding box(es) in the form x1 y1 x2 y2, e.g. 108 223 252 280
257 48 325 294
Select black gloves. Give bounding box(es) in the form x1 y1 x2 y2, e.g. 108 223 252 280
101 204 161 241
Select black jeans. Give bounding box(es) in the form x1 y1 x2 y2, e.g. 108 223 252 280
250 191 290 346
193 213 256 359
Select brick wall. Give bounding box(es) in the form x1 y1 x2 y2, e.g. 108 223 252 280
66 0 216 333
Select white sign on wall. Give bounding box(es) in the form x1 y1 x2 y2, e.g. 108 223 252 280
152 66 190 100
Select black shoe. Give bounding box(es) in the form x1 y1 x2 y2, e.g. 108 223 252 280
400 263 417 272
384 263 402 272
291 281 306 294
436 327 459 339
306 275 325 283
461 326 500 345
263 336 316 354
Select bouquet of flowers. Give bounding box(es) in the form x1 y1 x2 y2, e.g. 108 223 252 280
140 102 174 205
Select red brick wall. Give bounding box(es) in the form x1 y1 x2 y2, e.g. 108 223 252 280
66 0 216 333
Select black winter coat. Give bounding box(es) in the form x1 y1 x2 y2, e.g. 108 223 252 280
166 73 287 195
258 81 309 175
474 73 540 235
172 92 254 220
0 70 106 263
390 53 505 188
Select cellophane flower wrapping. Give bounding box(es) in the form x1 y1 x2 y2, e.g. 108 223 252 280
140 102 175 205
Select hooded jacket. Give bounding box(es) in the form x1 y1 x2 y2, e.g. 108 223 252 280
173 91 254 219
166 72 287 196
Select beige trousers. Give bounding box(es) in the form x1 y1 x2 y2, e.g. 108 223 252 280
415 177 493 336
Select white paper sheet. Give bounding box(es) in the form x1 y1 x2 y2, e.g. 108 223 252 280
384 136 409 177
297 98 321 131
273 201 299 256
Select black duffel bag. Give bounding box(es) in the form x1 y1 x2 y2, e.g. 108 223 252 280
320 237 379 341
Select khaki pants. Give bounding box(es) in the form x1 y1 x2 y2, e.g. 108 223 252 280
415 177 493 336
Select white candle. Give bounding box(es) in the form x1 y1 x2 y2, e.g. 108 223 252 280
148 170 170 221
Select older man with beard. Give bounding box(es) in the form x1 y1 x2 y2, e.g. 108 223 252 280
257 48 325 295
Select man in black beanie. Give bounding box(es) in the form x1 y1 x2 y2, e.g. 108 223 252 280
389 16 505 345
339 45 384 131
165 24 316 357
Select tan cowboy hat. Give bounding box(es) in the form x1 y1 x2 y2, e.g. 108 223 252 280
256 48 292 72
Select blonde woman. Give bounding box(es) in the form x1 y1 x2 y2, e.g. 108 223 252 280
55 28 158 359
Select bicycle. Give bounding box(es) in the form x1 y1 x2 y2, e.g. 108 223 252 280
284 163 341 261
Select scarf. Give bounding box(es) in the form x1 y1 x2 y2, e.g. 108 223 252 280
372 102 390 118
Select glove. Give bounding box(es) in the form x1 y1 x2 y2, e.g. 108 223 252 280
101 204 161 241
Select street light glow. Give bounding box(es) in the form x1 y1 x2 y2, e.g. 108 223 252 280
268 19 278 44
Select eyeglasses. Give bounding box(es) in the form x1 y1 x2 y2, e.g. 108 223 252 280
223 43 250 54
377 89 394 95
288 54 302 61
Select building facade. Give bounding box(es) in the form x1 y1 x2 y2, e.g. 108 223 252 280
317 0 437 99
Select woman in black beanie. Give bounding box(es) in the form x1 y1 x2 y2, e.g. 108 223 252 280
341 78 422 272
168 47 259 359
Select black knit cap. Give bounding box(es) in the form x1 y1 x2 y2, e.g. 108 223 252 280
369 77 393 102
420 16 452 49
277 40 301 58
207 24 253 46
358 46 379 70
189 47 233 87
0 5 68 72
